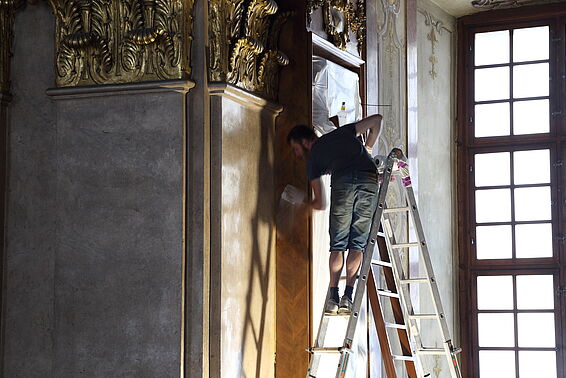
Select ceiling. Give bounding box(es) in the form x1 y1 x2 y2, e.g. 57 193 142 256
430 0 478 17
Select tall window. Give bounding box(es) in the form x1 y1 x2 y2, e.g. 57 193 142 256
458 5 566 377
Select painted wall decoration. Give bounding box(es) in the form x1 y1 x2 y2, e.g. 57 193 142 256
307 0 366 52
48 0 195 86
208 0 291 100
471 0 537 9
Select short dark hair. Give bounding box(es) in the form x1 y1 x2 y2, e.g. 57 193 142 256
287 125 316 144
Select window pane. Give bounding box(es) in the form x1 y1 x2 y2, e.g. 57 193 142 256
475 152 510 186
475 67 510 101
477 276 513 309
476 189 511 222
475 30 510 66
513 99 550 135
518 313 555 347
479 351 516 378
514 186 551 221
513 149 550 185
478 313 515 347
516 223 553 258
513 63 549 98
476 225 512 259
519 351 557 378
517 275 554 309
513 26 549 62
475 102 510 137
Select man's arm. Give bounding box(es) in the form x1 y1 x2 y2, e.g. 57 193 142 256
309 178 327 210
354 114 383 153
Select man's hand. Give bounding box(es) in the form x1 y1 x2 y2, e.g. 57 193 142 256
310 178 327 210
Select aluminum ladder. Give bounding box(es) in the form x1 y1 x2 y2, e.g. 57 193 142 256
305 148 462 378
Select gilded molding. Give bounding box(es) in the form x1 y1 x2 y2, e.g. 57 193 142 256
307 0 366 52
49 0 195 87
0 0 21 95
208 0 291 100
471 0 536 8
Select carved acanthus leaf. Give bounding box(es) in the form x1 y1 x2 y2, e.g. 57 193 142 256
50 0 195 86
208 0 290 100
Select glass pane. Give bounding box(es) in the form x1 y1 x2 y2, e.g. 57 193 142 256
517 275 554 309
475 30 510 66
479 351 516 378
519 351 557 378
476 225 512 259
513 149 550 184
475 67 510 101
513 26 549 62
475 102 510 137
513 99 550 135
513 63 549 98
477 276 513 309
475 152 510 186
518 313 555 347
476 189 511 223
516 223 553 258
478 313 515 347
514 186 551 221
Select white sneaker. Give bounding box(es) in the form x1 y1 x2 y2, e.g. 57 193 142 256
338 296 353 314
324 298 339 315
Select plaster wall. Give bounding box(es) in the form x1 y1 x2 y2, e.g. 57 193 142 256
210 87 277 378
3 4 56 376
416 0 458 375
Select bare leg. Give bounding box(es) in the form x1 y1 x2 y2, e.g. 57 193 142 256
345 250 363 287
329 251 345 287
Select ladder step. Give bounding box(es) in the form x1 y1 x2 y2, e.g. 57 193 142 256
371 259 392 268
392 354 415 361
417 348 446 356
306 346 351 354
324 313 351 318
377 289 400 298
391 242 421 248
384 206 410 213
384 322 407 330
409 313 438 319
400 277 429 284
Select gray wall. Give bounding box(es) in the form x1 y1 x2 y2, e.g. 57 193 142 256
4 4 187 376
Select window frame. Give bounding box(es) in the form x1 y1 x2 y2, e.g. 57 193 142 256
457 4 566 377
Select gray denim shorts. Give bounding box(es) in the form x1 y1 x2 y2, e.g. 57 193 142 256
329 171 379 252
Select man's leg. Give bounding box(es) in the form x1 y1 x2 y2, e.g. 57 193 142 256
329 250 345 287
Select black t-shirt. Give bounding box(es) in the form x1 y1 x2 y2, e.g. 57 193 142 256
307 123 376 181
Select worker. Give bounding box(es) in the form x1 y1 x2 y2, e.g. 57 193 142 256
287 114 383 314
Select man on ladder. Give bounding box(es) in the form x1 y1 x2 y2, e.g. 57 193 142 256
286 114 383 315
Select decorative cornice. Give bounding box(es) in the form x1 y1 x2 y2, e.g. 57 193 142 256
307 0 366 53
471 0 537 9
49 0 195 87
208 82 283 115
0 0 22 96
208 0 291 101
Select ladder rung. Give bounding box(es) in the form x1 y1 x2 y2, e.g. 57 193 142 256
391 242 421 249
392 354 414 361
384 206 410 213
306 346 350 354
401 277 429 284
409 313 438 319
384 322 407 330
417 348 446 356
377 290 400 298
324 312 351 318
371 259 392 268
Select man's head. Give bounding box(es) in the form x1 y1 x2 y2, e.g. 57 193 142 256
287 125 317 159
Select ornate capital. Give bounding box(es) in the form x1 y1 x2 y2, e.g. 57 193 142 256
49 0 195 87
307 0 366 53
0 0 22 95
208 0 291 101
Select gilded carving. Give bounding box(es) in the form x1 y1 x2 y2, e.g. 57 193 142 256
0 0 21 94
420 10 443 79
49 0 195 86
208 0 291 100
307 0 366 52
